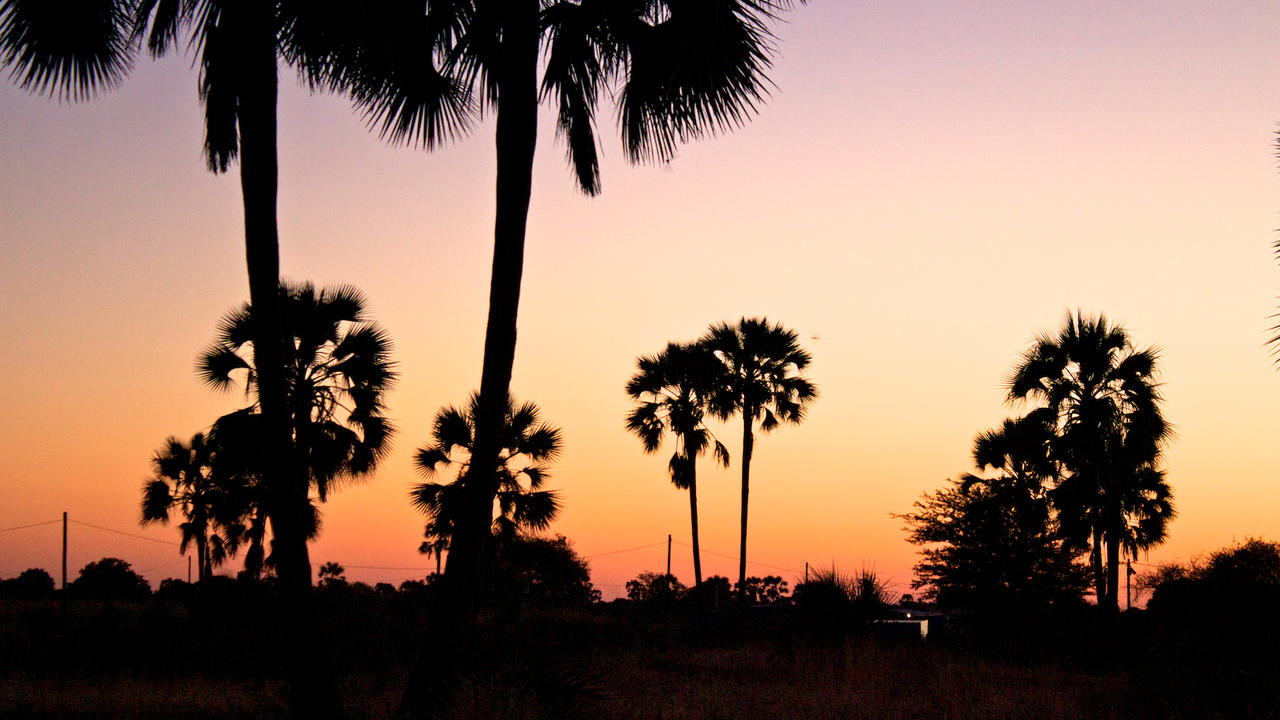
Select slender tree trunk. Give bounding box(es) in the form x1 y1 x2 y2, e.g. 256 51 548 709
237 6 343 718
1090 526 1104 607
688 452 703 589
738 411 754 610
196 533 208 584
399 3 540 716
1104 532 1121 617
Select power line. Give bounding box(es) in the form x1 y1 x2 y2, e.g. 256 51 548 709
0 519 60 533
69 519 182 547
584 541 667 559
670 539 803 575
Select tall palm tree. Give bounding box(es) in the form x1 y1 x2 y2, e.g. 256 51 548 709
410 392 563 558
140 433 236 583
702 317 817 606
321 1 804 687
626 341 729 591
1008 311 1174 616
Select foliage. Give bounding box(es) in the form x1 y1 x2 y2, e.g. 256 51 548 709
486 535 600 608
625 572 687 604
67 558 151 602
0 568 55 600
735 575 790 605
900 475 1090 612
1006 312 1173 614
411 392 563 548
700 317 817 599
202 281 396 502
317 562 346 588
626 341 728 589
140 432 245 583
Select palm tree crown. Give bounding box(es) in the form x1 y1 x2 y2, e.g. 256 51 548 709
200 281 397 501
140 432 237 583
411 392 563 548
702 317 816 605
1007 311 1174 615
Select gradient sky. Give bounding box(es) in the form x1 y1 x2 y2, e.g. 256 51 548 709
3 1 1280 600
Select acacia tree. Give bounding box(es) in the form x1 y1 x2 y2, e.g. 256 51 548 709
626 341 729 591
1008 312 1174 617
702 317 816 606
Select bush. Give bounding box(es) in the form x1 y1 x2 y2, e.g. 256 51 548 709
67 558 151 602
0 568 56 600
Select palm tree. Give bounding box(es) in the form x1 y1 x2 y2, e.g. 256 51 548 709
321 5 804 699
140 433 236 583
1008 311 1174 617
702 317 817 607
410 392 563 562
202 280 397 510
626 341 729 591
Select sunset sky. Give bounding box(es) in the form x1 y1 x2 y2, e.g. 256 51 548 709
3 1 1280 601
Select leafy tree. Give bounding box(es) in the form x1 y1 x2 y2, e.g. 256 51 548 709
0 568 56 600
626 571 686 605
900 416 1090 613
702 317 817 606
68 557 151 602
1008 312 1174 616
487 534 599 607
140 432 239 583
318 562 346 588
735 575 789 605
411 392 563 556
626 341 728 591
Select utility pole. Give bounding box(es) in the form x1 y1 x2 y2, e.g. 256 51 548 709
1126 558 1133 611
666 534 672 577
61 511 67 590
805 562 809 583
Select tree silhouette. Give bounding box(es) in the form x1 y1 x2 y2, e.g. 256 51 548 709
626 341 729 592
316 3 805 709
411 392 563 562
900 417 1090 613
201 281 397 512
0 9 403 715
140 432 239 583
702 317 816 607
1008 311 1174 617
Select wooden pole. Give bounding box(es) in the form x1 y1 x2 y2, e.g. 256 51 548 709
61 512 67 590
188 555 192 583
666 534 672 577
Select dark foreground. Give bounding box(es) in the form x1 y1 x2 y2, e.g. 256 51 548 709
1 587 1274 719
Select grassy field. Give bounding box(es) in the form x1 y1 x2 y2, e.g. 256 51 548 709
0 592 1271 719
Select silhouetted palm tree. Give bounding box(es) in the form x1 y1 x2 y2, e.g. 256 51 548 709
1008 311 1173 616
626 341 728 591
141 433 235 583
202 281 397 507
702 317 817 606
411 392 563 557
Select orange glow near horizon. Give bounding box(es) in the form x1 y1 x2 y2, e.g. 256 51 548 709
4 3 1280 601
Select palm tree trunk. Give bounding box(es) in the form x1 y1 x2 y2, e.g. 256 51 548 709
237 7 343 719
738 412 754 610
195 533 208 584
399 2 540 717
1090 526 1104 608
688 454 703 590
1104 530 1121 618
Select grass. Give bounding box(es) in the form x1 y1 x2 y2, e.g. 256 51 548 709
0 595 1268 719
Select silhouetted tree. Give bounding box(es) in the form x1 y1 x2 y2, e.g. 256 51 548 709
317 3 806 710
140 433 238 583
900 416 1089 613
626 571 686 605
0 568 56 600
626 341 729 592
488 534 598 607
702 317 817 607
1008 312 1174 616
68 557 151 602
411 392 563 558
0 9 402 715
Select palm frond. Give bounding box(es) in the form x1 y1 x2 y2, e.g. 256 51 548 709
0 0 135 101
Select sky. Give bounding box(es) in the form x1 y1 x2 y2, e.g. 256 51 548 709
3 1 1280 601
